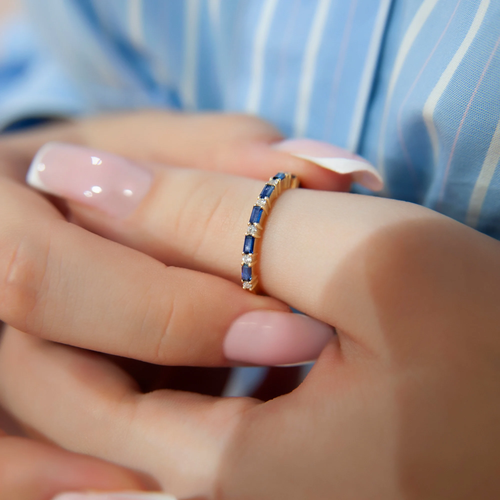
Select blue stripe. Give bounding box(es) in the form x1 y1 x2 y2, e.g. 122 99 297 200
3 0 500 240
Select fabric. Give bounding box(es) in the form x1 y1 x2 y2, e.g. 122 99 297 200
2 0 496 238
0 19 85 130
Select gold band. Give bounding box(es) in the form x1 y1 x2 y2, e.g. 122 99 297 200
241 172 299 293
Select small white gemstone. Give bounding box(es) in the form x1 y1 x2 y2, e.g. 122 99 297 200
242 254 253 265
255 198 267 208
246 224 258 236
242 281 253 290
268 178 279 186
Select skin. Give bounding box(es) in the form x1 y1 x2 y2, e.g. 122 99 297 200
0 113 347 498
0 113 500 498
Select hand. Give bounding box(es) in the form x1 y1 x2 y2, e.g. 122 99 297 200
0 111 360 496
0 111 362 365
1 148 499 498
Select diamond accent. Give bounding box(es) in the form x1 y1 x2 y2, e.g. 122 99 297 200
268 178 279 186
242 254 253 265
242 281 253 290
246 224 258 236
255 198 268 208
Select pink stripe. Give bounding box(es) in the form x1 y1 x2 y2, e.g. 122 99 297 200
397 0 461 193
438 31 500 206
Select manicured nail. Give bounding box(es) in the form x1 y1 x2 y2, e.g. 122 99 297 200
27 142 153 218
224 311 334 366
273 138 383 191
52 493 177 500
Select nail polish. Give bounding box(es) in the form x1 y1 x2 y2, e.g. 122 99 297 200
27 142 153 218
224 311 333 366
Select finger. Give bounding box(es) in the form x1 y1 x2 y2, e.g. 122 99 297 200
0 327 255 498
0 435 150 499
26 142 500 356
0 112 360 191
74 112 361 191
0 178 288 366
22 143 418 343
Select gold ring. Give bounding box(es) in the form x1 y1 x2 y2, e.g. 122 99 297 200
241 172 299 293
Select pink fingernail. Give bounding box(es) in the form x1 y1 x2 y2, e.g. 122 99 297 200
27 142 153 218
52 493 177 500
224 311 334 366
273 138 383 191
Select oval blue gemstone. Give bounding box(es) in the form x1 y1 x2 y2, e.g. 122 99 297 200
249 206 263 223
274 172 286 180
241 265 252 281
243 235 255 253
259 184 275 199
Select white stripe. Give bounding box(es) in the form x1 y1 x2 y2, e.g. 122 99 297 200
465 116 500 228
208 0 221 31
128 0 144 48
293 0 332 137
181 0 201 110
346 0 393 152
377 0 439 182
423 0 489 169
245 0 280 114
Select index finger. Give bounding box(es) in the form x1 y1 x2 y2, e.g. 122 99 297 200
0 178 287 366
27 142 500 358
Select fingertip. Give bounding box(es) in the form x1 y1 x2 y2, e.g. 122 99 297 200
229 141 350 191
272 138 383 191
223 311 334 366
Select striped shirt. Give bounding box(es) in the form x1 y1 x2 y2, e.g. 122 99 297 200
1 0 500 238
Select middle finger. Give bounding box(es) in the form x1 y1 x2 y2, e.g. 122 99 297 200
0 177 286 366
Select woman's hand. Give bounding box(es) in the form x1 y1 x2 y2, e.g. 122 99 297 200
0 111 363 496
0 111 364 366
1 151 500 498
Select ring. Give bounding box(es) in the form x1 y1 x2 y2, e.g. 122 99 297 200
241 172 300 292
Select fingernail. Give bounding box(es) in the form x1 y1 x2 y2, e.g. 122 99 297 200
27 142 153 218
273 138 383 191
52 493 177 500
224 311 333 366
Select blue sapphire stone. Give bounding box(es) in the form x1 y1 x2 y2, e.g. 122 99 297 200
249 206 263 224
274 172 286 180
260 184 275 199
241 265 252 281
243 235 255 253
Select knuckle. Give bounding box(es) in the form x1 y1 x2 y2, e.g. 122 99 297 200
174 174 237 264
151 266 197 364
0 222 52 334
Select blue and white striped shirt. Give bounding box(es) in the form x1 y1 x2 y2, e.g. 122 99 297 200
1 0 500 238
